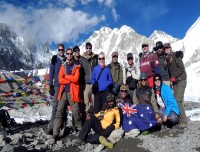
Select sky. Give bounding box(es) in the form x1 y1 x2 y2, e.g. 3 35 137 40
0 0 200 50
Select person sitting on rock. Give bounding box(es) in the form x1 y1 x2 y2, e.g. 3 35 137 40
117 84 158 136
116 84 140 137
133 73 159 115
132 73 161 134
74 93 120 149
153 73 179 127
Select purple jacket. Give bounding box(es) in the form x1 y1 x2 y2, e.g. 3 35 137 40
49 55 65 87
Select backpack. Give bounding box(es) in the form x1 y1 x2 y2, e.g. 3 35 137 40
0 109 12 127
51 55 57 65
125 69 138 90
175 51 184 59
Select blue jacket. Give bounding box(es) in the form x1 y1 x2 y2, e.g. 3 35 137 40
160 83 180 116
49 55 64 87
90 65 113 91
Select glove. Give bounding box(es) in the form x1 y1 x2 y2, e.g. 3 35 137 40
170 77 176 83
87 105 94 114
155 113 162 125
49 85 55 96
175 51 183 59
126 76 132 84
139 52 143 58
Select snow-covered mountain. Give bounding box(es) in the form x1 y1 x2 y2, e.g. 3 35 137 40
149 30 179 43
0 23 53 71
80 25 156 66
79 17 200 101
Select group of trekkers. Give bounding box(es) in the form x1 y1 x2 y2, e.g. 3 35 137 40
48 40 187 149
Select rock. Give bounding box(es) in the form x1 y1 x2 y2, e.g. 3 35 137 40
0 127 7 138
45 138 55 145
56 140 63 148
23 133 33 138
86 143 94 150
35 144 47 150
32 139 39 145
0 144 14 152
0 140 5 148
9 134 21 145
0 135 4 143
26 137 34 143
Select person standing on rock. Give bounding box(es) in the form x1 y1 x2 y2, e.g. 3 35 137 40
153 73 179 127
123 53 140 101
52 48 82 139
107 51 123 97
82 42 98 112
153 41 170 86
90 52 113 113
164 43 188 129
74 93 120 149
139 40 159 88
48 43 66 135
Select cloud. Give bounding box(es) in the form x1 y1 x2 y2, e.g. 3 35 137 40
80 0 94 5
101 15 106 21
0 3 101 43
96 0 118 22
111 8 118 22
58 0 76 7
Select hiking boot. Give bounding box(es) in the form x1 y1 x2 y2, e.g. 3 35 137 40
74 138 85 146
177 124 188 130
52 134 59 140
72 126 79 133
141 130 150 135
99 136 113 149
47 128 53 135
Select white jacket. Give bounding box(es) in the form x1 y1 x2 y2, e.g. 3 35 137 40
123 64 140 84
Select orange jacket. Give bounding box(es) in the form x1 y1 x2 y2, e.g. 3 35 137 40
57 63 81 102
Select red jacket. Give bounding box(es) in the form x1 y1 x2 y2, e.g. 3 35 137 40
57 63 81 102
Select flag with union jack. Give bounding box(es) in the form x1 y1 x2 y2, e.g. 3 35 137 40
117 102 157 132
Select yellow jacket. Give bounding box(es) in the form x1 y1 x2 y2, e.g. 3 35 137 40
95 107 120 129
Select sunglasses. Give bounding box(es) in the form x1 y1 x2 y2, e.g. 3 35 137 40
154 78 160 82
164 47 170 49
58 49 64 52
86 47 91 50
142 44 148 48
99 57 105 60
140 79 147 81
154 47 163 51
107 100 114 103
74 49 80 52
127 57 133 60
66 53 73 56
120 90 127 93
112 55 118 58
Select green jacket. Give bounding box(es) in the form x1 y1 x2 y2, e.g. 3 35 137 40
107 62 123 85
167 52 187 82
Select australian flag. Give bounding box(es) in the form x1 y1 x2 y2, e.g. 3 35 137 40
117 102 158 132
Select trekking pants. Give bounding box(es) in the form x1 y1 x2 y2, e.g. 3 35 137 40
173 80 187 125
78 114 115 144
53 92 82 135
